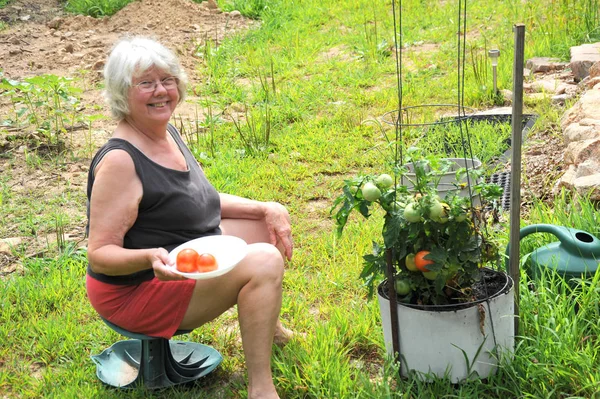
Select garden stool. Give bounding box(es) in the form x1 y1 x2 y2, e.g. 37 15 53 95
91 317 223 389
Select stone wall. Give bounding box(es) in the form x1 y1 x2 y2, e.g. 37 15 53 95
555 52 600 200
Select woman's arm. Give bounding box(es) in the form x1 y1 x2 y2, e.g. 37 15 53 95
87 150 179 279
219 193 293 260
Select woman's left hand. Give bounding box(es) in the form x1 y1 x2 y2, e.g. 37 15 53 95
264 201 293 260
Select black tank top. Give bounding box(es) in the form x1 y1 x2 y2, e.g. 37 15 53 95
86 124 221 285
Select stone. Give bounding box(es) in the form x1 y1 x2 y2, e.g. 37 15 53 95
500 89 513 103
0 237 23 253
230 10 242 18
590 62 600 78
569 43 600 82
530 78 562 93
554 165 577 194
563 120 600 144
571 138 600 165
575 159 600 178
47 17 62 29
583 76 600 90
526 57 568 74
92 60 105 71
552 94 569 105
206 0 219 9
574 173 600 200
561 87 600 129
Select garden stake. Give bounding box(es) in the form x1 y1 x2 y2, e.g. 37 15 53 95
385 248 401 366
509 23 526 337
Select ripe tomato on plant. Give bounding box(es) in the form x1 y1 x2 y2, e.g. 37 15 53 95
196 253 218 272
176 248 199 273
414 250 434 272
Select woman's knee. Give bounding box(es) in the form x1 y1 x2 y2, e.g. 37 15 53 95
245 243 285 282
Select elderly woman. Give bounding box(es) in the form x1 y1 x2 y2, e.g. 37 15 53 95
86 36 292 399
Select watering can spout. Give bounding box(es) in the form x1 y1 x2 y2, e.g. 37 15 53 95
505 223 600 279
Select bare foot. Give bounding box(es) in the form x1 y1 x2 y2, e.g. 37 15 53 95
273 320 305 346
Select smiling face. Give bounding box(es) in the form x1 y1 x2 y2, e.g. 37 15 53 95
127 66 180 128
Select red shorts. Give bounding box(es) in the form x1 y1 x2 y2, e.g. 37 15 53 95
86 274 196 339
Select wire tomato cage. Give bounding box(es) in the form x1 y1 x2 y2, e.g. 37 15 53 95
383 0 505 369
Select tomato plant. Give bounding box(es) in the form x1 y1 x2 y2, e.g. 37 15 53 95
196 253 218 272
177 248 199 273
414 250 434 272
331 148 503 305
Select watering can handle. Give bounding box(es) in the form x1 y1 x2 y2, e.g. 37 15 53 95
503 224 572 272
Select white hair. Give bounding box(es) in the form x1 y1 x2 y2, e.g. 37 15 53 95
103 36 188 120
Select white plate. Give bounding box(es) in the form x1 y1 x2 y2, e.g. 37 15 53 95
168 235 248 280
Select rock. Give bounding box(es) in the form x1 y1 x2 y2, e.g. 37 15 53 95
575 159 600 178
47 17 62 29
0 237 23 253
582 76 600 90
206 0 219 9
526 57 568 74
92 60 105 71
564 138 600 165
563 119 600 144
530 78 562 93
500 89 513 104
590 62 600 78
569 43 600 82
554 165 577 193
552 94 569 105
64 43 75 53
574 173 600 200
229 10 242 18
561 87 600 129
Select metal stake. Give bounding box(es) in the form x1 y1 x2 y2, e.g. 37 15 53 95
509 24 525 338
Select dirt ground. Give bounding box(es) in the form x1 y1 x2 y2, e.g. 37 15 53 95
0 0 566 275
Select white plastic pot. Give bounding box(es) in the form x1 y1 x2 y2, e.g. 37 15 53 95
401 157 482 198
377 272 514 383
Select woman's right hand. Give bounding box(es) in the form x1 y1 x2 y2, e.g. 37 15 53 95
151 248 185 281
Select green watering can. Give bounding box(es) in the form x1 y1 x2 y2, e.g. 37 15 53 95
507 224 600 280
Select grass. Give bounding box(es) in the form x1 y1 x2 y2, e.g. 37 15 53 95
1 0 600 398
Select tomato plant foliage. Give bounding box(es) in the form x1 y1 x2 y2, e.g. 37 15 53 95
331 149 503 305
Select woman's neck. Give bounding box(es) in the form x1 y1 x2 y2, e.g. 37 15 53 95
121 118 169 143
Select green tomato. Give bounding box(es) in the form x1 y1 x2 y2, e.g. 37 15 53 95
361 182 381 202
394 279 412 296
455 210 469 222
429 200 448 223
375 173 394 189
423 270 439 280
405 253 418 272
403 202 421 223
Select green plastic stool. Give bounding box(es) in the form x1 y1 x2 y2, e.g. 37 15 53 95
91 317 223 389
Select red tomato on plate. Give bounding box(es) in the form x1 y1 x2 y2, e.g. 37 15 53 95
176 248 199 273
196 253 218 273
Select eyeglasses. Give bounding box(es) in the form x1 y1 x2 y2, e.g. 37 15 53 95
133 77 178 93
